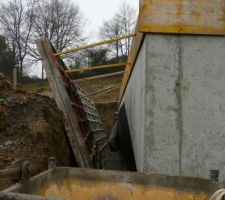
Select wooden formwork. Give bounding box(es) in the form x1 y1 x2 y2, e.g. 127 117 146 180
36 39 108 168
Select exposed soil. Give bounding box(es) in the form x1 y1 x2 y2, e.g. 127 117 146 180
0 75 71 190
0 73 126 191
24 76 122 136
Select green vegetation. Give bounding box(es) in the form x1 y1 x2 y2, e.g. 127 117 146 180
0 96 12 106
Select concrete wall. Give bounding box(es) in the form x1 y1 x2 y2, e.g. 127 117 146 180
144 35 180 175
180 36 225 179
120 34 225 181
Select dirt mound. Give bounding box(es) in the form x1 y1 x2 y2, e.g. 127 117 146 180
0 75 71 190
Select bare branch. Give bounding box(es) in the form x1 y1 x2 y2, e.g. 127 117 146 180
99 2 137 59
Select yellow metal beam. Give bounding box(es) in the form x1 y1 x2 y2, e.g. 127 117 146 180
139 0 225 35
54 33 136 56
65 63 127 73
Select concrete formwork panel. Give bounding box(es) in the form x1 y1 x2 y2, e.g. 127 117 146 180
181 36 225 180
144 35 180 175
120 33 225 181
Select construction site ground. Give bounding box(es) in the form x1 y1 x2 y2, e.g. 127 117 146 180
0 73 124 190
24 74 123 135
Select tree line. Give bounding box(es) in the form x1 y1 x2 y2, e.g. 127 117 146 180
0 0 137 80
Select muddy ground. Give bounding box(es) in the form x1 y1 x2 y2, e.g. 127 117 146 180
0 75 71 190
0 74 125 190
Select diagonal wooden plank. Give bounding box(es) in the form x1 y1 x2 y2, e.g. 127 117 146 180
36 39 90 168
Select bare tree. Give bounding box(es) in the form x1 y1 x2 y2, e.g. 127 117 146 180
117 3 137 55
0 35 15 77
100 17 121 63
99 2 137 61
27 0 86 78
0 0 37 78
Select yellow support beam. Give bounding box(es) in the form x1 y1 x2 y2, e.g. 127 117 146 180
54 33 136 56
65 63 127 73
139 0 225 35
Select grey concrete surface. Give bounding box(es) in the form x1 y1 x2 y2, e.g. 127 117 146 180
180 36 225 180
144 35 180 175
120 34 225 181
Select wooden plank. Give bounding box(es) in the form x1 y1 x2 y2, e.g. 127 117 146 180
95 101 118 105
74 71 124 83
66 63 126 73
36 39 90 168
84 84 121 97
139 0 225 35
44 40 93 167
90 84 121 98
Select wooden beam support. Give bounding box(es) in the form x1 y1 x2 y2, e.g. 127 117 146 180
66 63 126 73
74 71 124 83
85 84 121 97
36 39 89 168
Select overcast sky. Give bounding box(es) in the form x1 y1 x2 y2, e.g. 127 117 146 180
76 0 139 41
0 0 139 76
0 0 139 41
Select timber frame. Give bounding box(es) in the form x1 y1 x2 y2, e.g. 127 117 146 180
36 39 108 168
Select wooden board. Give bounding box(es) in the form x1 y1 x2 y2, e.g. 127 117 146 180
139 0 225 35
74 71 124 83
36 39 88 167
36 39 108 169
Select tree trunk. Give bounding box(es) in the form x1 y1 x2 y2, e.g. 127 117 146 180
42 63 44 79
116 41 119 63
19 62 23 80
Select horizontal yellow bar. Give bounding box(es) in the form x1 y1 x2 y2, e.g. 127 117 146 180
54 33 136 56
65 63 127 73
